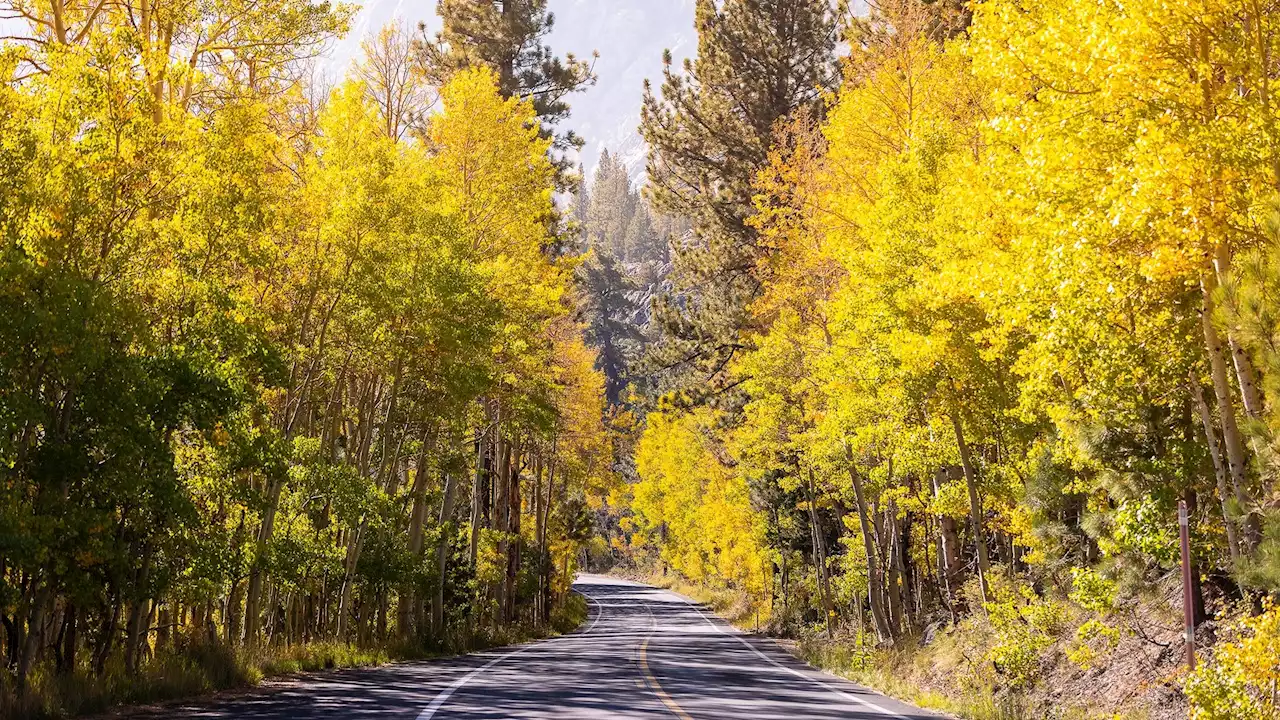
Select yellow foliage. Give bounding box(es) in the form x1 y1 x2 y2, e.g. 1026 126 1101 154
1187 604 1280 720
632 410 769 599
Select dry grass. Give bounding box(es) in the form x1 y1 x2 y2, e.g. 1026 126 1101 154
626 570 1162 720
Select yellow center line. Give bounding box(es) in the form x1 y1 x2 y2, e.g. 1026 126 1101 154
639 637 696 720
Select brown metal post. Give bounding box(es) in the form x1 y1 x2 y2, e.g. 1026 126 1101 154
1178 500 1196 670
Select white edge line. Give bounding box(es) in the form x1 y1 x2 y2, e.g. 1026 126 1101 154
674 592 913 720
415 590 604 720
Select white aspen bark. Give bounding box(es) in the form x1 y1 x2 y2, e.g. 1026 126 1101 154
1190 372 1242 562
432 469 459 635
842 442 893 644
1200 274 1259 550
401 438 431 639
949 406 991 605
932 467 962 614
243 474 285 647
337 521 366 638
804 467 834 639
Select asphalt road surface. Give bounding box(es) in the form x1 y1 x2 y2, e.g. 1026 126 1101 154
133 575 941 719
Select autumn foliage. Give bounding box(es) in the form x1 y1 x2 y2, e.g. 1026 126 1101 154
0 4 611 715
620 1 1280 716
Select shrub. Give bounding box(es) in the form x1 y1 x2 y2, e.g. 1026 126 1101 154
1186 603 1280 720
983 580 1067 690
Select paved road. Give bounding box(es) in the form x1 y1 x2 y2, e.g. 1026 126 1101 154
137 575 940 719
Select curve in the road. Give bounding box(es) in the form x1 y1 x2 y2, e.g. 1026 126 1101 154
415 593 608 720
636 596 695 720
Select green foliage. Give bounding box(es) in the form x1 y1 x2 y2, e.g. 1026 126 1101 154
1066 619 1122 672
1068 568 1117 615
980 580 1067 690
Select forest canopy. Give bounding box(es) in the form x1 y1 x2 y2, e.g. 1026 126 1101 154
606 1 1280 717
0 0 613 714
8 0 1280 718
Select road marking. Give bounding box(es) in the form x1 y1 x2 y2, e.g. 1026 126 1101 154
639 637 695 720
675 593 911 719
637 600 696 720
579 590 606 635
415 591 604 720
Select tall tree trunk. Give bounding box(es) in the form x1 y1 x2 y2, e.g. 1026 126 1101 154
532 451 544 624
16 581 50 690
59 602 78 675
337 521 367 639
932 467 962 620
1190 373 1242 562
539 445 557 624
124 548 153 673
1227 337 1264 420
804 467 834 639
1213 237 1273 503
505 442 522 623
885 504 903 639
244 474 285 647
402 438 431 640
225 511 247 644
156 599 171 653
93 589 121 676
949 406 991 604
493 431 510 623
1200 274 1260 550
1209 240 1266 422
897 499 916 633
780 552 790 629
433 470 460 636
469 401 492 570
842 442 893 644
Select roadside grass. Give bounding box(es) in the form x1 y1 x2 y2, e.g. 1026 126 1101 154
642 573 767 629
797 637 1033 720
2 594 588 720
628 571 1136 720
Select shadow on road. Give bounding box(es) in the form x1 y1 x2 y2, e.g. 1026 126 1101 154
120 576 940 719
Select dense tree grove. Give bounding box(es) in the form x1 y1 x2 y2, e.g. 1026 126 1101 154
0 0 611 713
621 0 1280 716
12 0 1280 717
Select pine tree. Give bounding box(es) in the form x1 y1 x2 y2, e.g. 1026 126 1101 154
622 202 661 268
576 251 643 406
575 148 667 406
639 0 839 405
585 151 636 260
572 162 591 244
418 0 597 181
